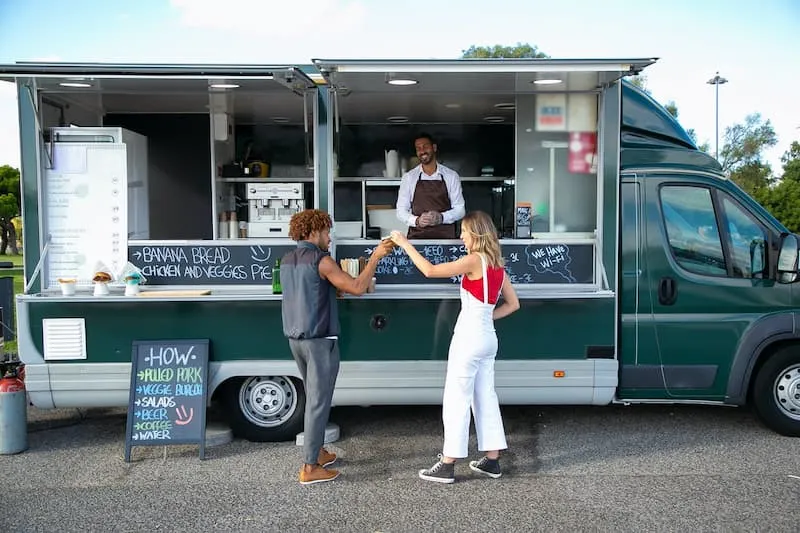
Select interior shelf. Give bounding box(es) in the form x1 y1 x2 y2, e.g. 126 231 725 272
217 177 314 183
334 176 513 183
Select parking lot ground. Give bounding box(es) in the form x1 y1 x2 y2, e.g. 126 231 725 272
2 402 799 532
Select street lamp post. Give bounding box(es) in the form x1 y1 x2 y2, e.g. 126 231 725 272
707 71 728 160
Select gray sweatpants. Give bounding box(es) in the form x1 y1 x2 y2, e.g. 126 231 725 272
288 337 340 465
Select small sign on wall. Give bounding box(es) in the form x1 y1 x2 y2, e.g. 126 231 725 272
536 94 567 131
568 132 598 174
567 94 598 132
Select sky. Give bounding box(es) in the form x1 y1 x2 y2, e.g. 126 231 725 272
0 0 798 173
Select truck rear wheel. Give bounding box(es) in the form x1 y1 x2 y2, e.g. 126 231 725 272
752 347 800 437
223 376 305 442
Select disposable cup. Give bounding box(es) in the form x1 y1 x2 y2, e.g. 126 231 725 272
93 282 110 296
59 281 76 296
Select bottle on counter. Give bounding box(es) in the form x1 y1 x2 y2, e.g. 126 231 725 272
219 211 229 239
229 211 239 240
272 259 282 294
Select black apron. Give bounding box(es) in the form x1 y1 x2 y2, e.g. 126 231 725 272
407 170 457 239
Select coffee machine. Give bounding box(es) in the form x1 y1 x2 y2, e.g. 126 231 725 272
246 182 305 238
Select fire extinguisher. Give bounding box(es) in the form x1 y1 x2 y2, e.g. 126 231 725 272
0 365 28 454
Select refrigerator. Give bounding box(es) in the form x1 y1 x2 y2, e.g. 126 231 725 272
43 127 149 288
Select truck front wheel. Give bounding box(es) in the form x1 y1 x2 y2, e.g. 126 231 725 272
223 376 305 442
752 347 800 437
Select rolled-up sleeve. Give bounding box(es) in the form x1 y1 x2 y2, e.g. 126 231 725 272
396 172 417 226
442 171 465 224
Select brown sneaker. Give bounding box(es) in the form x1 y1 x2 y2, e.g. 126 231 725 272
318 448 337 467
299 464 340 485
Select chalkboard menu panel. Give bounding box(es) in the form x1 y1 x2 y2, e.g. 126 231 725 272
125 339 210 461
128 244 295 285
335 242 594 285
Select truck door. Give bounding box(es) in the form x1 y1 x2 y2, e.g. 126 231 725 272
642 172 792 399
618 177 667 398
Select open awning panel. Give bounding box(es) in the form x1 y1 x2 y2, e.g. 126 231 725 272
313 58 657 93
0 63 316 90
312 58 656 124
0 63 318 124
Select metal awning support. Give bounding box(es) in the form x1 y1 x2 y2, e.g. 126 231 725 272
22 83 53 169
24 234 50 295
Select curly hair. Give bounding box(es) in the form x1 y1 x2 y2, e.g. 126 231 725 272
288 209 332 241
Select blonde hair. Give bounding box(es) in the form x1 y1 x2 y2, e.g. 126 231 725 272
462 211 504 268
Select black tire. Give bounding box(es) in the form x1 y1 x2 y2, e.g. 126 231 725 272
752 347 800 437
222 375 305 442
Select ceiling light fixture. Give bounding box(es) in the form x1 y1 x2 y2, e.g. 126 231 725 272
494 102 516 110
59 82 91 88
532 79 563 85
387 78 418 86
483 116 505 123
445 103 461 109
272 117 290 123
387 116 409 123
210 83 240 89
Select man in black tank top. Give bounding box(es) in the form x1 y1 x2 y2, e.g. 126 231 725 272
281 209 392 485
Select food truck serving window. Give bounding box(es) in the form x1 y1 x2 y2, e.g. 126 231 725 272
314 58 655 288
0 63 317 289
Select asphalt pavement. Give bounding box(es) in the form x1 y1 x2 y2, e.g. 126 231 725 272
2 402 799 532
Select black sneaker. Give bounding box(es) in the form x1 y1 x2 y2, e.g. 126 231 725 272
469 456 502 479
418 454 455 484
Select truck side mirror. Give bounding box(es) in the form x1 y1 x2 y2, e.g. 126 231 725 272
776 233 800 284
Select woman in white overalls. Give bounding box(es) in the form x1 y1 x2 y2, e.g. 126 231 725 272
390 211 520 483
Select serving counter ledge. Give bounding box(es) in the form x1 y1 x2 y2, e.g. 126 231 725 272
18 284 613 303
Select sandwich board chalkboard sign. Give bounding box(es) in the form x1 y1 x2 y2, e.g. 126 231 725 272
124 339 210 462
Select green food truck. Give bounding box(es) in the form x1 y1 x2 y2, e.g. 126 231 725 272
1 57 798 441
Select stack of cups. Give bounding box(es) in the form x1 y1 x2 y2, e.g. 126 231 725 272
338 258 376 293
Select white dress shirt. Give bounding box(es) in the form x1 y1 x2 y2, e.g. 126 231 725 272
396 163 466 227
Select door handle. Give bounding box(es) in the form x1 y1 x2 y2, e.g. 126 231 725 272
658 277 677 305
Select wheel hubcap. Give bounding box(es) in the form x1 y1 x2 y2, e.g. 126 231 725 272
238 376 298 428
773 364 800 421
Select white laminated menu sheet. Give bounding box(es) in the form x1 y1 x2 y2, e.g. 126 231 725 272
43 143 129 289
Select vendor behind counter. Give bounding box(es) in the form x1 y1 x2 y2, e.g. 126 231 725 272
396 133 465 239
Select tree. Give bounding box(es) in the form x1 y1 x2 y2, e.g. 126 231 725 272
461 43 549 59
756 141 800 232
0 165 20 255
732 161 774 197
693 135 711 154
779 140 800 183
627 74 650 94
719 113 778 175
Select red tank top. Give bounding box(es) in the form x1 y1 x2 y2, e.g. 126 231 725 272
461 265 505 304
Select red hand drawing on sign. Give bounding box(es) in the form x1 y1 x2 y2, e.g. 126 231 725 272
175 405 194 425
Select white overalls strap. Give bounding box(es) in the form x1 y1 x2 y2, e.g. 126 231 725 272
479 253 489 304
